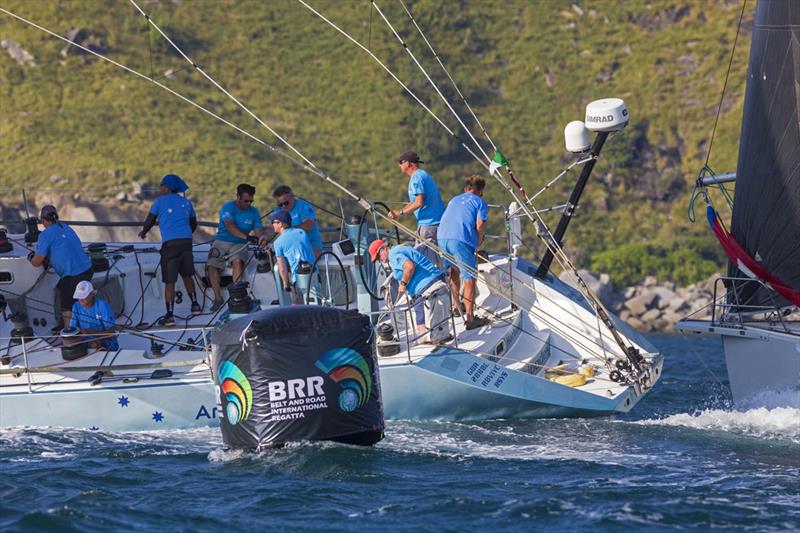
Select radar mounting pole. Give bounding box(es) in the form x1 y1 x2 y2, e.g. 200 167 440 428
535 131 608 279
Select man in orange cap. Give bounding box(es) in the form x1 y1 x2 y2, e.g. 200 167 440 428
369 239 451 344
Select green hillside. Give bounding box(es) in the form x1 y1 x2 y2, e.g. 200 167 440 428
0 0 750 286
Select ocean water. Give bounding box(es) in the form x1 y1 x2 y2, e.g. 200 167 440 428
1 334 798 531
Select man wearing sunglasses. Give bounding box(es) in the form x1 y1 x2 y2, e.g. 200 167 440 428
272 210 314 305
389 150 445 267
272 185 322 257
207 183 270 312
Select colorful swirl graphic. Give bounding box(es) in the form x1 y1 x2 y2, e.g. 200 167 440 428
315 348 372 412
218 361 253 425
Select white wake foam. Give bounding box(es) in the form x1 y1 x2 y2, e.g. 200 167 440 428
640 405 800 444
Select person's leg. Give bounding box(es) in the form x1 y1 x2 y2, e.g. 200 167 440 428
448 267 461 313
208 265 222 302
231 257 244 283
463 278 477 320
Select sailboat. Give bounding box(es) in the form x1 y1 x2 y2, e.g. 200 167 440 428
678 0 800 404
0 2 664 430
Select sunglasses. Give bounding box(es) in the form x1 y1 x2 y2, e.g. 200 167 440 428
277 200 291 207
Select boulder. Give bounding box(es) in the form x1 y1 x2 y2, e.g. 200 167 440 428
560 269 614 304
619 309 632 321
641 308 662 323
626 316 645 331
652 287 678 310
625 290 657 315
644 275 657 287
623 286 637 299
667 297 688 312
661 310 684 324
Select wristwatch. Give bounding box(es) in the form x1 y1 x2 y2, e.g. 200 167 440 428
400 280 407 287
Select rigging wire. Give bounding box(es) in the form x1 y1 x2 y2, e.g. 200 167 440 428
703 0 748 168
396 0 497 152
295 0 490 171
371 0 491 164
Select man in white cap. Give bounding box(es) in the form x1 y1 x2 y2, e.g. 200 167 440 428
70 280 119 351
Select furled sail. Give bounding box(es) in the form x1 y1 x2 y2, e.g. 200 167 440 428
729 0 800 308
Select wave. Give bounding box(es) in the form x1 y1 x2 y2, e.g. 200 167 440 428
639 404 800 444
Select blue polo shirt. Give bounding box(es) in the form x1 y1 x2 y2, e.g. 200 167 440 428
388 245 441 297
274 228 315 283
437 192 489 248
70 298 119 351
36 223 92 277
149 193 195 242
216 201 263 243
286 199 323 250
408 169 445 227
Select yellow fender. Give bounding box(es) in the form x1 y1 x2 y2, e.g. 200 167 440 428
551 373 587 387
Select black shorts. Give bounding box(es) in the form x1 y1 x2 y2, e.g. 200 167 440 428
160 238 195 283
57 267 94 312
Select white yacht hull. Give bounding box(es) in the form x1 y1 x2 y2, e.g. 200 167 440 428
678 320 800 404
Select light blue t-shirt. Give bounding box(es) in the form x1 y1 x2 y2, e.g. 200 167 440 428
388 245 441 297
70 298 119 351
36 223 92 277
408 169 445 227
273 228 315 283
437 192 489 248
286 199 323 250
216 201 263 243
149 193 195 242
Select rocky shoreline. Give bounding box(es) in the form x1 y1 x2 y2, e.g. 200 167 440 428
560 270 718 332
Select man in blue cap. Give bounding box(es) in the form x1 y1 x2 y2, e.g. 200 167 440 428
272 185 322 257
139 174 201 326
438 175 491 330
388 150 446 267
271 210 314 305
29 204 93 329
207 183 270 312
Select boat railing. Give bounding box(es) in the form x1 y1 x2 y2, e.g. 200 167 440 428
710 276 797 333
0 326 214 393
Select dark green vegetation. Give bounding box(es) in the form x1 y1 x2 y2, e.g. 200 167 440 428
0 1 749 287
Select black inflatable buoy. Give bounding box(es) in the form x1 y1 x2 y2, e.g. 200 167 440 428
211 305 384 450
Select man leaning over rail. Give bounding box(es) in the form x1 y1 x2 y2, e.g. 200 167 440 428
207 183 271 312
388 150 446 268
138 173 201 327
272 184 322 257
29 204 93 331
271 210 314 305
438 175 490 331
70 280 119 351
369 239 452 345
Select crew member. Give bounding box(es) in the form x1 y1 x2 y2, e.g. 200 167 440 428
388 150 446 266
207 183 270 311
438 175 490 330
271 210 314 305
369 239 451 344
70 280 119 351
272 185 322 257
138 173 201 326
29 205 93 329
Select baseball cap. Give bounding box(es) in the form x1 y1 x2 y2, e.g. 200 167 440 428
40 205 58 221
73 280 95 300
368 239 386 263
394 150 423 164
270 210 292 226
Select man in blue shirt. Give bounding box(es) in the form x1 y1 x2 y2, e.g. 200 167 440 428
29 205 93 329
207 183 270 311
438 175 491 330
70 280 119 351
139 174 200 326
272 185 322 257
272 210 314 305
388 150 446 267
369 239 452 344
